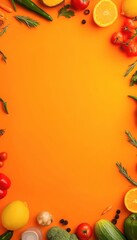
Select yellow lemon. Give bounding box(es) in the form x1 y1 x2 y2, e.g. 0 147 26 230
121 0 137 18
1 200 29 230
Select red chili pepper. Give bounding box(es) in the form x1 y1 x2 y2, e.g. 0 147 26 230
0 188 7 199
0 173 11 190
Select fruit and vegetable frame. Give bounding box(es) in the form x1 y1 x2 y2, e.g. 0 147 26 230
1 0 137 239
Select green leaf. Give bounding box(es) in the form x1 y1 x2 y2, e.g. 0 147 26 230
125 130 137 148
130 71 137 86
11 0 16 11
15 16 39 28
0 51 7 63
58 4 75 18
0 98 9 114
0 25 9 37
116 162 137 186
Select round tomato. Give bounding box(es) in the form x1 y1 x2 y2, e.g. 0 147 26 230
111 32 124 45
0 152 8 161
75 223 93 240
122 41 137 57
71 0 90 10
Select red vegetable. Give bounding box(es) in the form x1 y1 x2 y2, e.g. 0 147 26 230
0 188 7 199
71 0 90 10
0 152 8 161
0 173 11 190
111 32 124 45
75 223 93 240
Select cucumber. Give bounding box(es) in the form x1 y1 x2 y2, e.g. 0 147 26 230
95 219 127 240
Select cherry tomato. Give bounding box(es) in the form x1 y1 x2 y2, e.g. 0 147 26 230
75 223 93 240
122 41 137 57
71 0 90 10
0 152 8 161
0 188 7 199
0 161 4 168
0 173 11 190
121 19 135 33
111 32 124 45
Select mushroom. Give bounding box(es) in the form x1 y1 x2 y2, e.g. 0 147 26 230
36 211 53 226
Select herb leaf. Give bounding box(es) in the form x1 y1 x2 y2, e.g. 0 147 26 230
125 130 137 148
0 51 7 63
58 4 75 18
0 129 5 136
116 162 137 186
0 98 8 114
15 16 39 28
124 60 137 77
11 0 16 11
130 70 137 86
0 25 9 37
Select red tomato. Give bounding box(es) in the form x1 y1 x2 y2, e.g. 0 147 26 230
111 32 124 45
121 19 135 33
71 0 90 10
122 41 137 57
0 188 7 199
0 173 11 190
75 223 93 240
0 152 8 161
0 161 4 168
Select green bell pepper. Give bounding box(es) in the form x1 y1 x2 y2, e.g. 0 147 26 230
124 213 137 240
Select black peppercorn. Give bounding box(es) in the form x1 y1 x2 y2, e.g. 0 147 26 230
111 219 117 225
115 214 120 219
66 228 71 232
59 219 65 224
84 9 90 15
63 220 68 225
81 19 86 24
116 209 121 214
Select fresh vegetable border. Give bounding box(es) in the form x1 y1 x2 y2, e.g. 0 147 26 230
1 1 137 239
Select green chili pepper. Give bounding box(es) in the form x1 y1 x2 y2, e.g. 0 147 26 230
14 0 53 21
0 230 13 240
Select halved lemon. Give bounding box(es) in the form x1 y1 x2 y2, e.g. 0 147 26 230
124 188 137 213
93 0 118 27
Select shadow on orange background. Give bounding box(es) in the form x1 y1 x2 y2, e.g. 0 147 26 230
0 0 137 239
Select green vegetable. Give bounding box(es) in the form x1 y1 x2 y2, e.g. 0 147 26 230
14 0 53 21
47 226 78 240
15 16 39 28
95 219 127 240
58 5 75 18
130 71 137 86
124 213 137 240
0 230 13 240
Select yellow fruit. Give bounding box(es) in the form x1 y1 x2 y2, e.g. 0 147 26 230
42 0 64 7
93 0 118 27
121 0 137 18
124 188 137 213
1 200 29 230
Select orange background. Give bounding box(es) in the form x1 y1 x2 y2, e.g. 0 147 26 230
1 0 137 239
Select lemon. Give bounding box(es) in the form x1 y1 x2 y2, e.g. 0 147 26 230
121 0 137 18
1 200 29 230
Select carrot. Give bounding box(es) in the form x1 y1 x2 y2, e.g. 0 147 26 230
0 3 13 13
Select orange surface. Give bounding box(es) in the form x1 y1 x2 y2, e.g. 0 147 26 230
1 0 137 239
